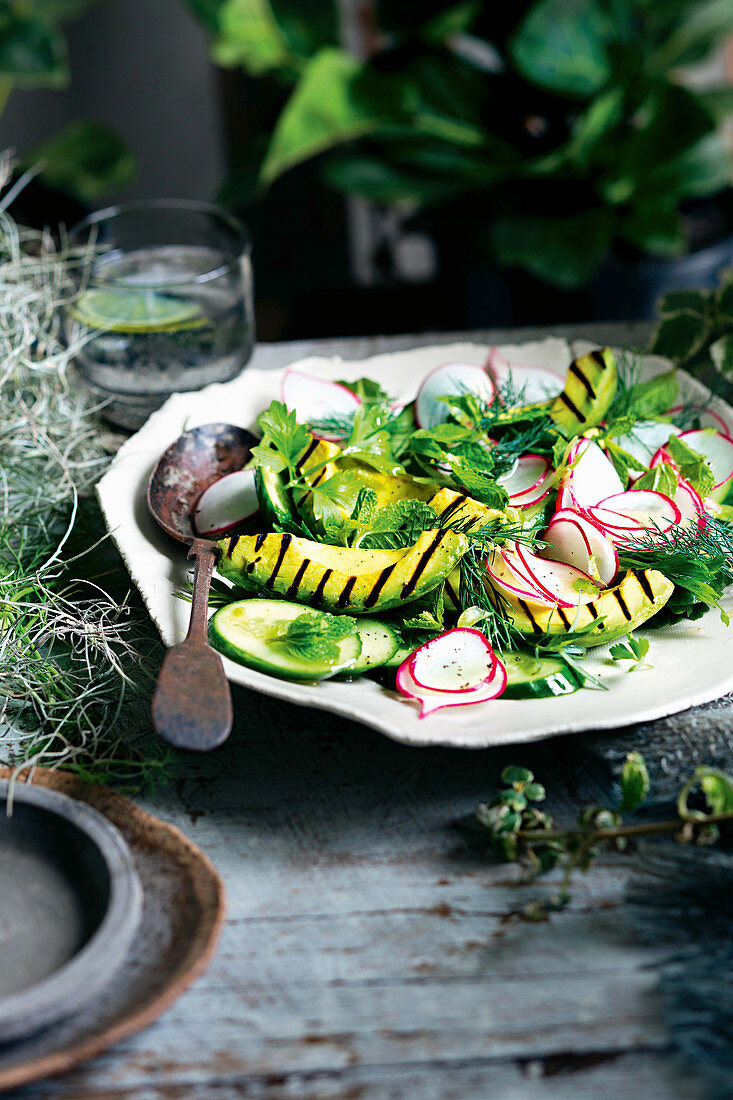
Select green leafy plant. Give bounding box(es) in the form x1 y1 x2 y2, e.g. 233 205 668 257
0 2 133 202
650 268 733 382
190 0 733 289
459 753 733 917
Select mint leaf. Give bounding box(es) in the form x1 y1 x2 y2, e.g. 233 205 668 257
633 462 678 497
359 498 437 550
624 369 679 420
665 434 715 497
276 611 357 663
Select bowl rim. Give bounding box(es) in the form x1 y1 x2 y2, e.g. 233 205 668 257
0 780 142 1042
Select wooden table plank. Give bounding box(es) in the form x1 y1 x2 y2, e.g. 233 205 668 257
18 321 713 1100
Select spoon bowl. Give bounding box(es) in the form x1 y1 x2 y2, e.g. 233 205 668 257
148 422 256 543
147 422 258 752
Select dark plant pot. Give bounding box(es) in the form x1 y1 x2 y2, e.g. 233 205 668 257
589 233 733 322
465 191 733 328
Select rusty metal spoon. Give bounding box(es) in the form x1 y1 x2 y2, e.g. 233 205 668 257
147 422 257 752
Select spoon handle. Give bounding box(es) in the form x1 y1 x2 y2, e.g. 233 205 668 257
151 540 233 752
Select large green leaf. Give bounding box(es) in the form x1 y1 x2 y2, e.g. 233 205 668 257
260 49 382 184
621 202 686 259
648 0 733 71
491 209 612 288
0 9 68 86
212 0 298 74
321 150 473 207
260 48 486 186
600 85 718 205
211 0 334 75
649 311 709 362
510 0 611 97
710 334 733 379
25 120 135 201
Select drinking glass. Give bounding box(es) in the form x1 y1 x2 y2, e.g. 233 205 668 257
66 200 254 429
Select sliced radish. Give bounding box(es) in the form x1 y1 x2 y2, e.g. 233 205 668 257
415 362 496 429
581 506 647 541
555 484 581 512
611 420 681 465
487 347 565 402
674 476 706 529
511 468 555 508
669 405 732 437
486 549 550 603
281 369 361 440
560 439 623 509
543 510 618 586
396 629 507 717
193 469 259 537
678 429 733 494
514 544 601 607
499 547 556 602
598 490 681 531
499 454 550 500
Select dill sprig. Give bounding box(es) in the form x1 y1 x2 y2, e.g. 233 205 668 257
617 516 733 616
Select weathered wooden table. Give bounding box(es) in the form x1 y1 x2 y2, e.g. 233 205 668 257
22 324 723 1100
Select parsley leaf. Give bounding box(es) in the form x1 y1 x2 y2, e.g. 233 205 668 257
609 634 650 669
275 612 358 664
252 400 311 478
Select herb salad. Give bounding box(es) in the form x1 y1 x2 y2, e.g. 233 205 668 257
196 346 733 717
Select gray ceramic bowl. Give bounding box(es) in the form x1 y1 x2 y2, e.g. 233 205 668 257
0 781 142 1043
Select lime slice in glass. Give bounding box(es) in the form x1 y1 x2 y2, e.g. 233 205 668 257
70 287 207 333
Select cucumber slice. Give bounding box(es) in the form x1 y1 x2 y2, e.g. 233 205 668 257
500 651 583 700
383 640 418 669
254 466 302 533
209 600 361 681
335 619 400 677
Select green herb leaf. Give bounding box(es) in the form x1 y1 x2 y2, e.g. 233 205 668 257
697 767 733 814
253 400 312 478
358 498 437 550
664 434 715 497
276 611 357 663
633 462 678 496
609 634 650 669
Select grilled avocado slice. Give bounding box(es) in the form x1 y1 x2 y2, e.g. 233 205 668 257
549 347 618 436
489 568 673 645
217 528 468 614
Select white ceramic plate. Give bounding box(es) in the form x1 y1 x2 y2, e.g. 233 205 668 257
97 338 733 749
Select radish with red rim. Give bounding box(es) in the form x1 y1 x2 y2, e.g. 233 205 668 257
281 369 361 440
396 629 507 716
514 544 601 607
559 439 623 508
486 550 550 603
499 453 550 501
669 405 732 437
487 346 565 402
542 510 618 586
673 476 706 528
194 469 259 538
599 490 681 531
678 430 733 497
414 362 496 429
